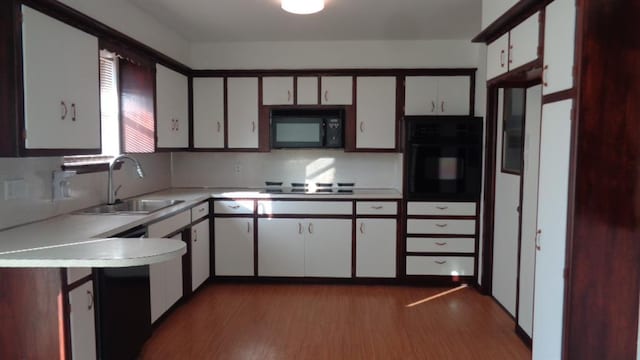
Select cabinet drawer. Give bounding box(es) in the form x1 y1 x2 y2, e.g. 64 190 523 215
406 237 475 253
213 200 254 214
191 202 209 222
407 202 476 216
67 268 92 284
148 211 190 238
258 201 352 215
356 201 397 215
406 256 474 276
407 219 475 235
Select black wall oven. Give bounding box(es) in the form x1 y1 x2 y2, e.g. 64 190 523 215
406 116 483 201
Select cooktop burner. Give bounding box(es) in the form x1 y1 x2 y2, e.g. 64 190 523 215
264 181 354 195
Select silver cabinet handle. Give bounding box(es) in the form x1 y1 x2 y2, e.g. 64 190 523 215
175 118 179 131
431 101 435 113
228 204 240 209
436 206 448 210
435 223 448 228
434 260 447 265
217 121 221 132
87 289 94 310
251 121 256 133
543 65 549 87
171 118 176 131
435 242 448 246
193 228 198 242
500 49 505 67
359 222 364 234
440 101 444 113
71 103 76 121
308 222 313 234
247 222 251 233
298 222 303 234
359 122 364 132
61 101 68 120
536 229 542 251
324 90 328 102
371 205 383 210
508 44 513 64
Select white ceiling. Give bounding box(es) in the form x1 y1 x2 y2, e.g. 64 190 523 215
127 0 482 42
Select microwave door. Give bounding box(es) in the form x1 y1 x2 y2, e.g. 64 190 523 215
272 118 323 148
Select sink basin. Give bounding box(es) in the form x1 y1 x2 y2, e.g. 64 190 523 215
77 199 184 215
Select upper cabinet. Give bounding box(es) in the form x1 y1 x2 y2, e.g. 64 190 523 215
156 64 189 149
297 77 319 105
405 76 471 116
356 77 397 149
487 12 540 80
482 0 519 30
262 77 294 105
21 6 100 152
321 76 353 105
227 77 259 149
543 0 577 95
193 77 225 149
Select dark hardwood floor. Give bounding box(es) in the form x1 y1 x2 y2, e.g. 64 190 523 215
141 283 530 359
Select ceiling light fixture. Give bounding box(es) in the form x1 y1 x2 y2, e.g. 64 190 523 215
281 0 325 15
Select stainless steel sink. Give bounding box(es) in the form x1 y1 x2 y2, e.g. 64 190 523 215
76 199 184 215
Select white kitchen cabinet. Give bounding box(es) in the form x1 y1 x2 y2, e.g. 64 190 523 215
21 6 100 150
482 0 519 30
297 77 319 105
304 219 351 278
543 0 577 95
404 76 470 116
356 219 396 278
355 77 396 149
262 77 294 105
258 218 305 277
156 64 189 148
191 219 210 290
68 280 96 360
258 218 352 278
532 99 572 360
214 218 254 276
486 13 540 81
321 76 353 105
227 77 259 148
193 77 225 148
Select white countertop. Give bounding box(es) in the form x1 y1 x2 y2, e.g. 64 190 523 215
0 187 401 268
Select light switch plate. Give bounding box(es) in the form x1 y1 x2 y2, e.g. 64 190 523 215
4 179 27 200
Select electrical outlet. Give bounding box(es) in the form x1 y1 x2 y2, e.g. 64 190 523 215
4 179 28 200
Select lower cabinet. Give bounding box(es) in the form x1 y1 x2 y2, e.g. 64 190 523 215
356 218 397 277
68 280 96 360
214 218 255 276
258 218 351 278
149 232 184 323
191 219 210 291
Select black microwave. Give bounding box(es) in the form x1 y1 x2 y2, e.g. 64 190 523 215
271 109 344 149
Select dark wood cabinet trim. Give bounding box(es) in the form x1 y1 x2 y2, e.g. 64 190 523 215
0 0 21 157
192 68 477 78
542 88 575 104
472 0 552 44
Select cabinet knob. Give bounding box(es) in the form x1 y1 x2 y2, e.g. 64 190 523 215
435 242 448 246
60 101 68 120
193 228 198 242
441 101 444 113
359 222 365 234
217 121 221 133
247 222 251 233
251 121 256 133
435 223 448 228
308 222 314 234
436 206 448 210
500 49 505 68
287 90 292 102
359 122 364 133
71 103 76 122
324 90 329 102
229 204 240 209
87 289 94 310
543 65 549 87
298 222 303 234
536 229 542 250
434 260 447 265
431 101 436 113
508 45 513 64
371 205 383 210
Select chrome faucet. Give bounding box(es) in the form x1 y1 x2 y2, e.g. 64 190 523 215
107 155 145 204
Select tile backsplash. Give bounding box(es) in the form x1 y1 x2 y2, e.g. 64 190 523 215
171 150 403 189
0 153 171 230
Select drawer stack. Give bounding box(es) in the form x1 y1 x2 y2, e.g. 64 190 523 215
405 202 477 279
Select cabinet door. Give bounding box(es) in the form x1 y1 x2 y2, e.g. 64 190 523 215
193 77 225 148
262 77 294 105
149 232 184 323
227 77 259 148
321 76 353 105
156 64 189 148
297 77 318 105
22 6 100 150
532 100 572 360
487 33 510 80
258 218 305 276
509 12 540 71
68 281 96 360
543 0 577 95
482 0 519 30
437 76 471 115
356 219 396 278
191 219 210 290
355 77 396 149
214 218 254 276
304 219 352 278
404 76 438 115
164 233 184 311
149 259 164 323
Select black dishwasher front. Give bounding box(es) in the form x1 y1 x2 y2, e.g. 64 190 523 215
96 225 151 360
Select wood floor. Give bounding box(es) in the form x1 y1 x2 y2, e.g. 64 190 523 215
140 283 530 360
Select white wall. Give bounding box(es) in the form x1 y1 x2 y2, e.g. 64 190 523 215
190 40 481 69
0 154 171 230
58 0 190 65
171 151 402 189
